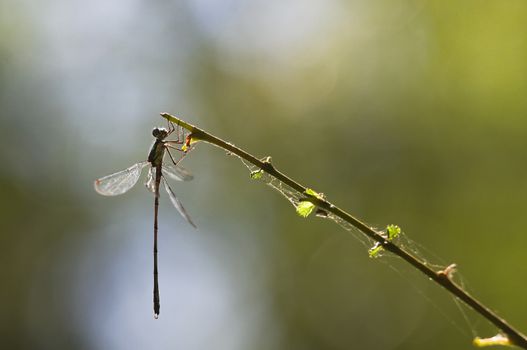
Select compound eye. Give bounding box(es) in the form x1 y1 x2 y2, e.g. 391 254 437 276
153 127 169 139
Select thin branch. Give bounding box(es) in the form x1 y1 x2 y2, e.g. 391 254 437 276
161 112 527 349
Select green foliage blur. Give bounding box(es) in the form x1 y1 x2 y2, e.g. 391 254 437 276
1 1 526 349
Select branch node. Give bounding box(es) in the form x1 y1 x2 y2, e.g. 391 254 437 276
261 156 276 171
437 263 457 280
262 156 272 164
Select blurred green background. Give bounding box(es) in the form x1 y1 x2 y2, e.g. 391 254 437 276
1 0 526 349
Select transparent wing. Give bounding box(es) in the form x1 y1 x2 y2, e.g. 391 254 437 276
144 167 156 193
162 163 193 182
162 177 197 228
94 161 149 196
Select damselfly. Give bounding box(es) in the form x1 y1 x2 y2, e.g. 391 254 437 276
94 121 196 319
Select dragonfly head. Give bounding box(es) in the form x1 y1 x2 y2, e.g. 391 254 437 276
152 127 169 139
